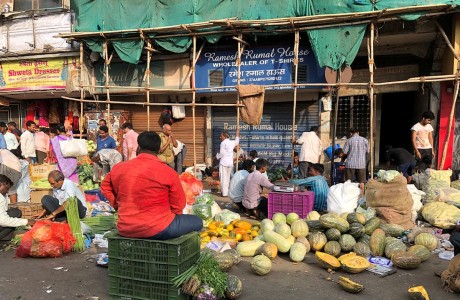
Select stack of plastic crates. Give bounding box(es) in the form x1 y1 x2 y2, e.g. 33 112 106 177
108 232 200 300
268 191 314 219
333 162 346 185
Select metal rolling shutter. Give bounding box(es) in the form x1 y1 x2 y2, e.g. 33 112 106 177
113 105 206 166
212 101 319 168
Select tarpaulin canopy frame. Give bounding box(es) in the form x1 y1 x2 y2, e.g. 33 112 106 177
61 3 460 177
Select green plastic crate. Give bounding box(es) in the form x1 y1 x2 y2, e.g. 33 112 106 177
109 276 188 300
108 232 199 298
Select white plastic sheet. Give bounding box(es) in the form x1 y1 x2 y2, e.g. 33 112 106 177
326 180 361 214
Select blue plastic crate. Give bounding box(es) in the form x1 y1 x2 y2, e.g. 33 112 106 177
84 189 108 203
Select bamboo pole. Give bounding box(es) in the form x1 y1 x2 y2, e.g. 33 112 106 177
330 72 341 184
368 22 375 178
435 21 460 169
291 30 299 179
103 41 112 134
79 43 84 135
192 35 197 177
235 33 244 173
145 39 152 130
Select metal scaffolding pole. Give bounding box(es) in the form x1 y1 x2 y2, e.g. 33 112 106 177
368 22 375 177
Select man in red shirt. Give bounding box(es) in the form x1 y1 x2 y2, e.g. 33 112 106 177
101 131 202 240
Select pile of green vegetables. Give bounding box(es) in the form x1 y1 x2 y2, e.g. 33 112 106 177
65 197 85 252
172 249 243 299
267 167 289 182
78 164 99 190
81 215 117 235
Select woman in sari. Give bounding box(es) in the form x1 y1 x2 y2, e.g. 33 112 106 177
51 125 78 183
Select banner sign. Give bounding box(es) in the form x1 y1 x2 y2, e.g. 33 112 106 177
0 57 77 91
196 45 325 92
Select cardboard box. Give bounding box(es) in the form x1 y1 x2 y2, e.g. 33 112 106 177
30 189 53 203
29 164 57 181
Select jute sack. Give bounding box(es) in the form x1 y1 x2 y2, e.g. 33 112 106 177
375 207 414 230
366 175 413 212
237 84 265 125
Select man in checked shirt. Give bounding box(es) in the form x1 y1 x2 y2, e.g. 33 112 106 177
343 128 369 195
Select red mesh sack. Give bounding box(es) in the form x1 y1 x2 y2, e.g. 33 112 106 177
179 172 203 205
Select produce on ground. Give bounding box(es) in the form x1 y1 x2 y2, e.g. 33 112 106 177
408 286 430 300
225 274 243 300
338 276 365 294
30 178 52 189
250 254 272 275
65 196 86 252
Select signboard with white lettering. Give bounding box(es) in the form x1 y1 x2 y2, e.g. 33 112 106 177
196 45 325 92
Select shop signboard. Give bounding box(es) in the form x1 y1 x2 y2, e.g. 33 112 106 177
0 57 78 92
196 45 325 92
212 102 319 168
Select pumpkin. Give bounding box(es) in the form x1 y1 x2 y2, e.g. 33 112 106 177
264 229 291 253
223 249 241 265
369 228 386 257
272 213 287 225
339 212 349 221
214 252 235 272
306 220 324 232
286 235 296 245
225 275 243 300
407 245 431 262
286 212 300 225
358 234 371 246
251 255 272 275
347 213 366 225
338 252 357 264
353 242 371 258
275 223 292 239
255 242 278 260
364 217 381 235
380 223 405 237
340 255 371 274
325 228 341 241
348 223 365 238
291 220 309 238
414 233 438 251
236 240 265 257
295 237 311 253
339 234 356 252
260 219 275 232
315 251 341 270
306 211 321 221
289 242 307 262
392 252 422 270
242 233 253 241
308 232 328 252
338 276 365 294
407 286 430 300
235 221 252 231
385 236 398 244
384 240 407 259
324 241 341 257
319 214 350 233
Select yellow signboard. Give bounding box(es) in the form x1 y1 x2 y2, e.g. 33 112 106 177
0 57 78 91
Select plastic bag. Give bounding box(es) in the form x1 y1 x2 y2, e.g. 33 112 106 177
437 187 460 207
16 220 76 258
376 170 401 182
423 169 452 203
214 209 241 225
211 202 222 217
191 203 212 220
406 184 425 223
59 139 88 158
355 206 376 222
195 193 214 205
179 173 203 205
421 202 460 229
326 180 361 214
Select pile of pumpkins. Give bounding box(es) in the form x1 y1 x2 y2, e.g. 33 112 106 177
200 220 260 248
234 210 438 285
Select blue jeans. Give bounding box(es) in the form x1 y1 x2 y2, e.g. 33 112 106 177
150 214 203 240
30 157 38 164
397 161 416 178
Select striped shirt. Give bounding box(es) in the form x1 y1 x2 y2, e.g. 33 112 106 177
300 175 329 212
343 134 368 169
97 149 123 169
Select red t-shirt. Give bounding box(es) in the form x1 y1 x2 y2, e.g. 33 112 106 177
101 153 186 238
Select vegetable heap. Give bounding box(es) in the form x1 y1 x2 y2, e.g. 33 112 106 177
78 164 99 190
65 196 85 252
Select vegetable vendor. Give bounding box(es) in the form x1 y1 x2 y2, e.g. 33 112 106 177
0 174 35 243
101 131 202 240
291 163 329 212
35 170 87 221
96 125 117 151
91 149 122 181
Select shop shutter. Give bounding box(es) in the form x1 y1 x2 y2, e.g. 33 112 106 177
121 105 206 166
212 101 319 168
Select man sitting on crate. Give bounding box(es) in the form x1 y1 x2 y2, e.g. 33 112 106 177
242 158 274 220
101 131 203 240
293 163 329 213
35 170 87 221
0 174 36 243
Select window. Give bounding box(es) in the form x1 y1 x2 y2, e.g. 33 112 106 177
332 95 370 139
14 0 62 11
291 65 308 83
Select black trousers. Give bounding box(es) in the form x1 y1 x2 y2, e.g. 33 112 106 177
451 231 460 256
416 148 433 171
0 208 22 241
41 195 87 221
298 161 310 179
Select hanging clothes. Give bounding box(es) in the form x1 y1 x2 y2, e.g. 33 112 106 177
38 102 49 127
49 102 60 124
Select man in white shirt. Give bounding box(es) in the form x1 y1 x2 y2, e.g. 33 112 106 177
0 174 35 242
216 129 240 197
411 111 435 171
292 126 322 178
36 170 87 221
229 160 254 211
20 121 37 164
0 122 18 150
